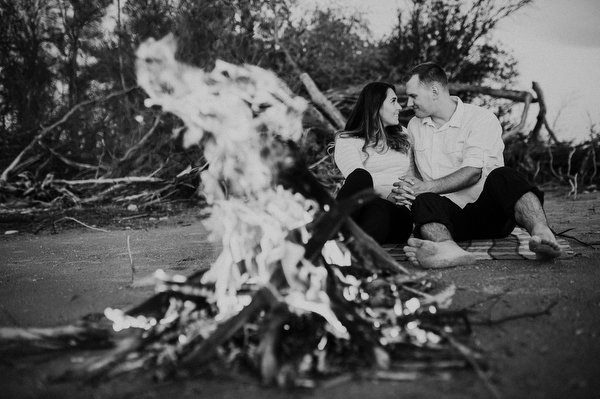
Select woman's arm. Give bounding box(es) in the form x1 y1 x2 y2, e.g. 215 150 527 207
333 138 366 177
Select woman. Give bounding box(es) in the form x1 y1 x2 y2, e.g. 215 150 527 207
332 82 414 244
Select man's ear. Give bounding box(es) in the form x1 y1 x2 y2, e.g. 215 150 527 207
431 85 439 98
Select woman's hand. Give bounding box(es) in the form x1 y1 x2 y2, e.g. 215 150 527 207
389 176 429 207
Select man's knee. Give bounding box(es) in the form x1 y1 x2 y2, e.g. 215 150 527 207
412 192 446 214
485 167 544 205
412 193 453 227
487 166 520 184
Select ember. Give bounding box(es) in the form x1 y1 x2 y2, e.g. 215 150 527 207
1 34 481 389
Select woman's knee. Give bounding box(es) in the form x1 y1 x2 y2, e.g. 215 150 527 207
337 169 373 200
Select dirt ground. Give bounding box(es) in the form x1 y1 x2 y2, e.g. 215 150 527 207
0 189 599 399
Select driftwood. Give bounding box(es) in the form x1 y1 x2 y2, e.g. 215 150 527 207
323 80 558 143
445 83 535 103
531 81 560 143
300 73 347 130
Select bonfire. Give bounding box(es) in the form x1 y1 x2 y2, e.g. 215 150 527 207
1 34 476 388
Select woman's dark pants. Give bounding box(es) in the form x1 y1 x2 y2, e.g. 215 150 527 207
336 169 413 244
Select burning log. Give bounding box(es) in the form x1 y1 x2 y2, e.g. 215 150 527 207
0 33 479 390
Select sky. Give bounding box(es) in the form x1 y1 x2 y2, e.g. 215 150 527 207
299 0 600 143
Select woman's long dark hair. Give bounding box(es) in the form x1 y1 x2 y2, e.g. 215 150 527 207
333 81 410 155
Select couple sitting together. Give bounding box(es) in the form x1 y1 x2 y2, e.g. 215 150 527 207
333 62 563 269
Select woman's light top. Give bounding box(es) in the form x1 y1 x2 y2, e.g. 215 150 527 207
334 136 412 199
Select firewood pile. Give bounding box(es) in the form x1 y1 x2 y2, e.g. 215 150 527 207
0 34 484 390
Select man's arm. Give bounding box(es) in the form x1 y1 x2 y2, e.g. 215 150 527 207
415 166 481 195
390 166 481 206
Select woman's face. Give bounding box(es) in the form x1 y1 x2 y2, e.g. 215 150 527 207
379 88 401 127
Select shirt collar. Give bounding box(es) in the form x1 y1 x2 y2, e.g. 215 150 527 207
447 96 464 128
420 96 464 128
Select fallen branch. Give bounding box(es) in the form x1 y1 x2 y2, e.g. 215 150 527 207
543 118 560 144
300 73 346 130
0 325 110 352
53 217 110 233
529 81 548 143
555 228 597 249
118 113 163 163
446 83 536 103
445 334 503 399
182 285 280 370
503 90 533 138
471 299 559 326
45 146 109 172
80 184 127 204
0 87 136 184
53 176 163 185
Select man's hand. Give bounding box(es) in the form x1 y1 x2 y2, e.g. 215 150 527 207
388 177 431 207
388 167 482 207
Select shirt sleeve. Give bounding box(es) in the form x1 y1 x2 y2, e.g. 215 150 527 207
462 112 503 169
333 138 365 177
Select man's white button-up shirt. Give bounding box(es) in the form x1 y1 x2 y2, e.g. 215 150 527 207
407 97 505 208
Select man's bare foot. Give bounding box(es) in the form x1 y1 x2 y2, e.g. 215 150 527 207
402 238 476 269
529 232 562 260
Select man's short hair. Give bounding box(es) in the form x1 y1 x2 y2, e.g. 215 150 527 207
402 62 448 88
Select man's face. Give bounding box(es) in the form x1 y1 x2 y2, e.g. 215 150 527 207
405 75 434 118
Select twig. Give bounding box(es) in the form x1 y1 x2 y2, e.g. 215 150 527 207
553 232 596 249
182 285 280 369
547 147 562 180
472 299 559 326
308 154 332 170
460 290 510 313
127 235 135 285
444 335 503 399
45 146 109 171
54 217 110 233
119 113 162 163
1 308 20 327
80 184 126 204
543 117 560 144
53 176 163 185
118 214 149 222
588 130 597 182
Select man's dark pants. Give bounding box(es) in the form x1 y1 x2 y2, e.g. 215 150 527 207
412 167 544 241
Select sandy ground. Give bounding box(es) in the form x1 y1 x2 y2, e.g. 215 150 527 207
0 190 599 399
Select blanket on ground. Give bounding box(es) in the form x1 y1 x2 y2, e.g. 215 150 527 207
383 227 574 261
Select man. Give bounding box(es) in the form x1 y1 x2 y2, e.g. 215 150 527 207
391 62 562 268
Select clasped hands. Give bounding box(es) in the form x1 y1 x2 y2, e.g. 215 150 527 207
387 177 431 207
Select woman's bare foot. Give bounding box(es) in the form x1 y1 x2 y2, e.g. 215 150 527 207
402 238 476 269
